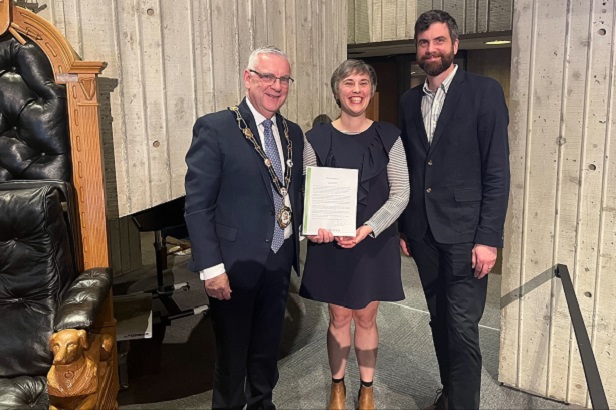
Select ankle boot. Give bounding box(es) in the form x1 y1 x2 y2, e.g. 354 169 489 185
358 385 374 410
327 381 346 410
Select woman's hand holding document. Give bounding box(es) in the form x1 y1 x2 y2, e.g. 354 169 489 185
302 166 358 237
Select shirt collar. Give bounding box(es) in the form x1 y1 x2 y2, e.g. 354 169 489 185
422 64 458 96
245 96 278 128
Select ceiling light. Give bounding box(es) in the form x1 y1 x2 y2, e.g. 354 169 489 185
484 40 511 45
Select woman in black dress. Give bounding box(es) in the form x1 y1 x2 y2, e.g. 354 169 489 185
300 60 410 410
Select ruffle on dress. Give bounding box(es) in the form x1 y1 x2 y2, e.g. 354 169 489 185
306 122 399 208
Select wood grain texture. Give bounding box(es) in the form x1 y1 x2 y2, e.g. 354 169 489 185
40 0 346 217
348 0 513 44
381 0 397 40
465 0 478 34
501 0 616 407
68 78 110 270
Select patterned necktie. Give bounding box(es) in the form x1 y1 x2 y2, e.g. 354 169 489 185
262 119 285 253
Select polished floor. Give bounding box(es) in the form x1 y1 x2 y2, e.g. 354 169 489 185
114 236 574 409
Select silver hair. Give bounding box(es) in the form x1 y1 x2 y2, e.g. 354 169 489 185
246 46 290 71
330 59 377 107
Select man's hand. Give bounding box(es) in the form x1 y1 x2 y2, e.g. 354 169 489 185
306 228 335 244
472 244 497 279
399 234 411 257
204 273 232 300
336 225 372 249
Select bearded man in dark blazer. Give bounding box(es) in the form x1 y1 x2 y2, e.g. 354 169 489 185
398 10 510 410
184 46 304 410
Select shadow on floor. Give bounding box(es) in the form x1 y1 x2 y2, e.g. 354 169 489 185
114 239 575 409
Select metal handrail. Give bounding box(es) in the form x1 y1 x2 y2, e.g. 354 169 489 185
555 264 609 410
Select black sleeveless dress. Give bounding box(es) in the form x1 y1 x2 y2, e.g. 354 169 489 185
299 122 404 309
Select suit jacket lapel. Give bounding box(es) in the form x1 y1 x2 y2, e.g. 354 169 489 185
429 69 465 153
412 89 430 152
238 98 262 148
238 98 274 204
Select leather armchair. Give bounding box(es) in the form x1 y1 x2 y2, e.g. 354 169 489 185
0 20 117 410
0 185 113 409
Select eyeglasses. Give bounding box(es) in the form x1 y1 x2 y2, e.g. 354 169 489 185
249 69 294 86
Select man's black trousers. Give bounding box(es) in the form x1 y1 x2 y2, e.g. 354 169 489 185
410 229 488 410
209 237 294 410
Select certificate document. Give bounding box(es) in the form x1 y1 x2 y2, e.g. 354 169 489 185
303 166 358 236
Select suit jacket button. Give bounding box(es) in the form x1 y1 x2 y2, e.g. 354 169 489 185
428 160 433 166
265 238 270 242
270 210 275 216
426 187 432 193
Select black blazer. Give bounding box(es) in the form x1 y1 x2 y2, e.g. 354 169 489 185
398 68 510 248
184 98 304 285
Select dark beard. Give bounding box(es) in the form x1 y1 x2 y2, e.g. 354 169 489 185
418 51 454 76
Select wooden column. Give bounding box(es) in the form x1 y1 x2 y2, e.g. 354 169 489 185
66 71 109 269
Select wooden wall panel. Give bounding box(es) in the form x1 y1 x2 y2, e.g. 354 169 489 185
39 0 346 217
348 0 512 44
501 0 616 407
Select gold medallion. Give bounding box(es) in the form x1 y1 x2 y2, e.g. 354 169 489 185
277 206 292 228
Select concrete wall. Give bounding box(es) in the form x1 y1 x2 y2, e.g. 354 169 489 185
500 0 616 407
37 0 347 217
348 0 512 44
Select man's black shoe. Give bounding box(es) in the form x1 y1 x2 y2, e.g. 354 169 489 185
425 389 447 410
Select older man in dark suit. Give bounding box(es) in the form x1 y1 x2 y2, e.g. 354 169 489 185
184 46 304 410
398 10 510 410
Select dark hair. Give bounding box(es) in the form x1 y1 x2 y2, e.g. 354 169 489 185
312 114 332 127
330 59 377 107
414 9 459 44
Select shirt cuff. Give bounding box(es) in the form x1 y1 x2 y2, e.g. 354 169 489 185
199 263 226 280
364 221 378 238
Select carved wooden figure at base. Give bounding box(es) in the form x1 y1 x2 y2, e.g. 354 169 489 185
49 330 115 410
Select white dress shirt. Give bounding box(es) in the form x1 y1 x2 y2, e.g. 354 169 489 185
421 64 458 144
